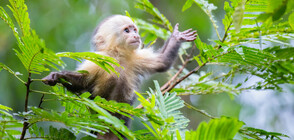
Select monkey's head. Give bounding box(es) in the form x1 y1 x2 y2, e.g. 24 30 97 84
92 15 141 51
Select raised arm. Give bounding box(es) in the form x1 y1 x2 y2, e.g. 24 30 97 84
145 23 197 73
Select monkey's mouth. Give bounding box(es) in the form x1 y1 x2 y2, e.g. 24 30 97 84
129 40 140 45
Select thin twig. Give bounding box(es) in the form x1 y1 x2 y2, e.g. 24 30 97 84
239 129 263 140
136 45 196 109
160 57 190 91
20 73 32 140
218 21 232 49
38 94 45 108
20 48 43 140
161 44 196 91
136 64 204 109
24 136 50 140
163 65 203 94
30 89 52 95
184 102 216 119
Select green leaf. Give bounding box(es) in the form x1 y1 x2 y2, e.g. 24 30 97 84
267 0 283 13
233 0 246 32
182 0 194 12
186 117 244 140
289 12 294 29
135 0 173 32
0 62 25 83
176 130 182 140
0 0 64 74
80 92 92 98
81 99 135 139
57 52 121 76
0 104 13 111
0 115 23 139
141 81 189 138
256 13 272 22
49 126 76 140
272 3 287 21
198 72 212 82
93 95 144 117
76 70 89 74
240 127 290 139
134 18 171 41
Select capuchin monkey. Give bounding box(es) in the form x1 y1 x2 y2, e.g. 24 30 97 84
43 15 197 139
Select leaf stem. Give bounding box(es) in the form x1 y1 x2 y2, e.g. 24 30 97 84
14 74 26 84
184 102 216 119
38 94 45 108
24 136 50 140
28 49 42 73
20 72 32 140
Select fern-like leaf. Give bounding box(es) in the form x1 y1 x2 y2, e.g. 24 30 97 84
134 18 171 45
0 105 23 139
239 127 290 140
135 0 173 32
151 81 189 132
136 81 189 138
0 0 64 74
33 86 136 139
57 52 122 76
185 117 244 140
0 62 25 83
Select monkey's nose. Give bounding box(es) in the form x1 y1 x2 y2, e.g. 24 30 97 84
133 35 139 39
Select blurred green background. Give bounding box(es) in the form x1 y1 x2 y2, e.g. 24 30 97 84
0 0 293 139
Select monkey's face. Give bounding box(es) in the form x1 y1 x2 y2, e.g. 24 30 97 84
93 15 142 51
121 24 141 50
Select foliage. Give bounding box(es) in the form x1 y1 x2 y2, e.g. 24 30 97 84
182 0 220 39
0 0 293 140
57 52 121 76
135 81 189 139
134 18 171 44
0 0 63 74
184 117 244 140
135 0 173 32
0 105 22 139
178 0 294 94
239 127 290 140
29 124 76 140
134 0 172 45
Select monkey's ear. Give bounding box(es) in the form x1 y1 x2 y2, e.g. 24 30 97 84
92 35 105 50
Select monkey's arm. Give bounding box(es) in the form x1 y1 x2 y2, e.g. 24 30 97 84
42 71 88 93
156 23 197 72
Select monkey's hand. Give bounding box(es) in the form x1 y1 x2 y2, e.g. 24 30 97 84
42 72 64 86
42 71 86 93
172 23 197 42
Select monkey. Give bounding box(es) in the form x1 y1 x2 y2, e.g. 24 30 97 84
42 15 197 139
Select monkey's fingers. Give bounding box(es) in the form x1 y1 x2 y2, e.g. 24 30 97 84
42 78 57 86
181 34 197 41
173 23 179 32
184 30 197 37
186 37 197 41
42 72 61 86
182 28 192 34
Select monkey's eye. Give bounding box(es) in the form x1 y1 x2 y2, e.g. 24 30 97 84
134 28 137 33
124 28 130 33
